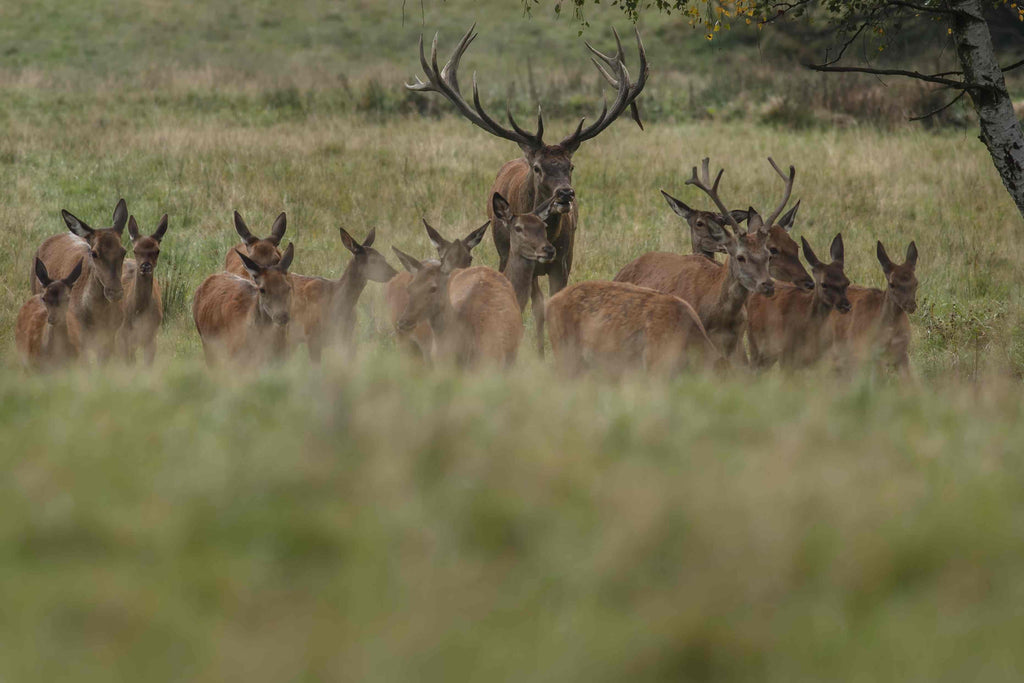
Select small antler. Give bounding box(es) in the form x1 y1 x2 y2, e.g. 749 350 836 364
765 157 796 228
685 158 745 235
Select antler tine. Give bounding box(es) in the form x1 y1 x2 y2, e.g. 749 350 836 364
440 25 477 94
506 102 544 142
685 158 743 233
764 157 796 227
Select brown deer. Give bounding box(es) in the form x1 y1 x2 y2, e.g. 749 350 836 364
16 259 83 369
392 250 522 367
746 234 852 369
408 25 647 298
224 211 287 278
289 227 398 362
546 281 719 375
829 240 918 374
615 158 788 362
193 243 295 366
385 219 489 360
491 192 557 354
32 199 128 362
118 214 168 365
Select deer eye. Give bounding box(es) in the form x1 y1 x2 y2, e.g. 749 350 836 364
259 287 266 294
90 250 98 259
533 165 541 174
736 255 746 263
769 247 779 255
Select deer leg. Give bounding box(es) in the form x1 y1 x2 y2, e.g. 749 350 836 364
547 263 569 299
307 335 323 364
530 276 546 358
143 340 157 366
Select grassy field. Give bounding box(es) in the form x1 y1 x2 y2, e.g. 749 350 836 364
3 1 1024 681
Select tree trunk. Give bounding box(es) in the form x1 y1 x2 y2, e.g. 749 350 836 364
952 0 1024 220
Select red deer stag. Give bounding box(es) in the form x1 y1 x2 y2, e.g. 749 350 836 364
16 259 83 369
289 227 398 362
546 281 719 376
193 243 295 366
407 25 647 297
32 199 128 362
224 211 287 278
746 234 851 369
118 214 168 364
385 219 489 360
829 240 918 374
392 249 522 367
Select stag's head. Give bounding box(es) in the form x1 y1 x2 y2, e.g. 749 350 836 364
234 211 287 269
61 198 128 302
492 193 556 264
392 248 448 332
35 258 82 325
422 218 489 273
338 227 399 283
765 201 814 291
127 214 168 278
877 240 918 314
236 242 295 326
803 234 851 314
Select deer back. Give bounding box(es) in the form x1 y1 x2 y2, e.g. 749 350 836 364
446 266 523 366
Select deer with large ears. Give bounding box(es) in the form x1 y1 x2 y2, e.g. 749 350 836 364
193 243 296 366
32 198 128 361
747 234 852 369
16 259 83 369
289 227 398 362
385 218 489 360
408 24 647 299
224 211 287 279
391 250 522 367
830 240 918 374
118 214 168 365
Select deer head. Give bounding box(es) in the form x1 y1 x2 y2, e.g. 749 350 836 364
802 234 851 313
338 227 399 283
391 248 448 332
422 218 489 273
877 240 918 314
35 258 82 325
61 198 128 302
236 242 295 326
764 201 814 291
660 189 749 260
127 214 168 278
234 211 287 269
491 193 556 264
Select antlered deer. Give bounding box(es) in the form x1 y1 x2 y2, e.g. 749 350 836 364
546 280 719 375
289 227 398 362
385 219 489 360
408 25 647 297
392 250 522 367
16 259 83 369
193 243 295 366
224 211 287 278
829 240 918 374
32 199 128 362
118 214 168 365
746 234 852 369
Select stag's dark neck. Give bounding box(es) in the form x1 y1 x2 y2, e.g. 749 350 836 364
502 253 534 312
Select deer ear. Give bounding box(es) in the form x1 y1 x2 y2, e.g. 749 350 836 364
338 227 363 255
235 249 262 279
111 198 128 234
34 258 52 288
277 242 295 271
127 216 141 243
362 227 376 248
729 209 750 224
876 241 894 275
533 197 555 222
152 214 169 242
661 190 694 220
64 259 84 287
744 207 766 236
62 209 93 240
801 237 822 269
234 211 258 245
829 233 844 265
463 221 489 250
269 212 287 246
777 200 800 231
392 247 423 273
905 241 918 268
491 192 513 223
422 219 447 251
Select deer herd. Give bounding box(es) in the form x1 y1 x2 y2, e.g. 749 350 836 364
15 25 919 377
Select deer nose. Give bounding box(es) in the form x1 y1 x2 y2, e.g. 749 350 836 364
837 300 852 314
555 187 575 202
140 263 153 274
540 246 556 262
273 312 290 326
760 281 775 297
105 287 123 302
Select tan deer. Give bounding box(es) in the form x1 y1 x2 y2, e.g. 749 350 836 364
830 240 918 374
385 219 489 360
391 251 522 367
747 234 852 369
193 243 295 366
32 199 128 362
289 227 398 362
16 259 83 369
408 25 647 298
224 211 287 278
546 280 719 375
615 158 787 362
118 214 168 364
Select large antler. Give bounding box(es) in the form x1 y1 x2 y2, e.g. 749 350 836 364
559 27 649 151
685 158 746 235
406 25 545 151
764 157 796 228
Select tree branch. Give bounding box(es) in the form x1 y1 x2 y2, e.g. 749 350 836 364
884 1 966 15
909 90 966 121
802 63 996 91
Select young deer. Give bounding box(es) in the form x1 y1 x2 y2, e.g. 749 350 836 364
659 189 750 261
392 251 523 367
16 259 83 369
546 280 719 375
224 211 287 278
32 199 128 362
829 240 918 374
193 243 295 366
118 214 168 365
385 219 489 360
747 234 851 369
615 158 784 362
289 227 398 362
492 192 557 355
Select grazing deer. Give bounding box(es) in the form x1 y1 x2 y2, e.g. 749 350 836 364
746 234 851 369
32 199 128 362
615 159 789 361
491 192 556 355
385 219 489 360
408 25 647 298
224 211 287 278
289 227 398 362
193 243 295 366
546 280 719 375
16 259 83 369
392 250 522 367
118 214 168 365
830 240 918 374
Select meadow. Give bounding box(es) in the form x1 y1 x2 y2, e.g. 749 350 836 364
2 1 1024 680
